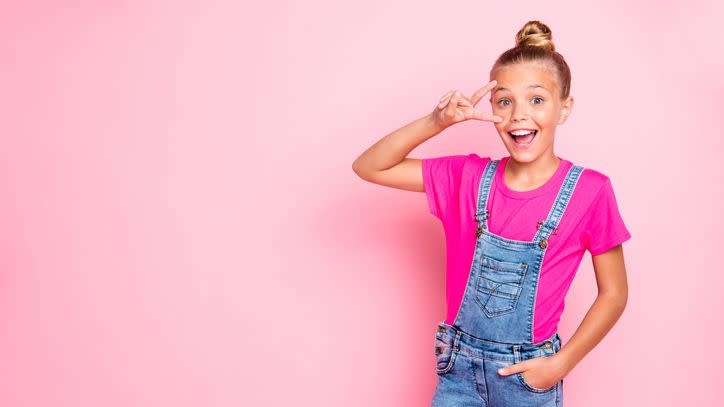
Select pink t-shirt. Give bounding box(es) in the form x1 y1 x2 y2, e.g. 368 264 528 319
422 154 631 343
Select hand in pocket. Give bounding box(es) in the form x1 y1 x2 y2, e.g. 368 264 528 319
497 354 564 391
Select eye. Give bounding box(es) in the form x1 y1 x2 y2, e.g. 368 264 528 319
532 96 544 105
497 99 510 107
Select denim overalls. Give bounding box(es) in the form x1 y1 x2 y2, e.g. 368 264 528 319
431 158 584 407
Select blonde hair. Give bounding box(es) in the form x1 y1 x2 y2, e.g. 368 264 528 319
491 20 572 100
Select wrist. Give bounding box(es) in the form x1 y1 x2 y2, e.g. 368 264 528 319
424 112 446 133
550 352 576 378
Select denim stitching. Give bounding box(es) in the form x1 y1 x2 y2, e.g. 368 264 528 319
516 372 557 393
469 356 489 404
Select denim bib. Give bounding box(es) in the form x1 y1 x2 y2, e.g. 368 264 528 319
431 159 585 405
453 158 584 344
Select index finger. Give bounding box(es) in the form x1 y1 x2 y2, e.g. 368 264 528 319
470 80 498 107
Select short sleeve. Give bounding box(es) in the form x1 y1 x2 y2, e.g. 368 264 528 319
421 155 468 221
583 177 632 256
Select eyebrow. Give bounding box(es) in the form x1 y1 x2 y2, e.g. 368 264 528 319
494 84 549 94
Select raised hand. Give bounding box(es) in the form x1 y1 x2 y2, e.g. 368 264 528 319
431 80 503 129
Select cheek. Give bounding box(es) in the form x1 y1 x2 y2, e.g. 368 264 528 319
494 123 507 136
498 128 513 144
532 108 558 124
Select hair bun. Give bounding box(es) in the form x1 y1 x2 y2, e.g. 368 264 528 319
515 20 555 52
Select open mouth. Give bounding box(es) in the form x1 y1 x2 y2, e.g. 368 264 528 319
507 129 537 147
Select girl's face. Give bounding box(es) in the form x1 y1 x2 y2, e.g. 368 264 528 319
489 62 573 163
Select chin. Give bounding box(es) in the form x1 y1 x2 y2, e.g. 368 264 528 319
506 148 539 161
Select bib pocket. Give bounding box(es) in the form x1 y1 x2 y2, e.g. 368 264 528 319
474 256 528 317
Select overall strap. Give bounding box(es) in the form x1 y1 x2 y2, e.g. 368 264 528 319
532 164 585 248
474 159 499 236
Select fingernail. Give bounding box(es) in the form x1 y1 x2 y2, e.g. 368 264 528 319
498 368 505 374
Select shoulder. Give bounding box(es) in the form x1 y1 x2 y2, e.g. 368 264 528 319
422 153 489 174
570 161 611 197
568 161 624 214
570 162 632 253
466 153 491 163
464 153 493 169
421 153 486 220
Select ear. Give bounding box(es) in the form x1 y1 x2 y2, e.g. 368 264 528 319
558 95 574 125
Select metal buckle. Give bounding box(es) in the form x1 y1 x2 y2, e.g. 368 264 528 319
476 210 489 221
474 211 489 237
475 226 483 237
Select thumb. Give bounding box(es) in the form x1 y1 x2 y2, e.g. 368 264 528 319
469 108 504 123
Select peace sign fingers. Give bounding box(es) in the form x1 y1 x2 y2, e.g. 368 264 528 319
432 85 503 129
470 80 498 107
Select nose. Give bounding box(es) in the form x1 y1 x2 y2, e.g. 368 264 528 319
511 103 529 122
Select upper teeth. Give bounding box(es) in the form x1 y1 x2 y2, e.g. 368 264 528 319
510 130 535 136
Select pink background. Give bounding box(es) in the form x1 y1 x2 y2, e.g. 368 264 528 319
1 1 722 406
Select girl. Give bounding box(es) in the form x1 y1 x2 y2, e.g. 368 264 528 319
352 20 631 407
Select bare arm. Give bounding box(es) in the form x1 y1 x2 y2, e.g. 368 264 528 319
497 244 629 388
552 244 629 377
352 82 502 192
351 113 443 192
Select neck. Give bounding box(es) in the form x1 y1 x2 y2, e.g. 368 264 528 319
504 153 561 187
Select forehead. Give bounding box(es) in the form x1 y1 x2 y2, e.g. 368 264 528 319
491 63 558 94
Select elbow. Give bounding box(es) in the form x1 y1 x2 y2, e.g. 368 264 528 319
611 292 628 314
602 291 628 313
352 160 363 178
352 159 371 181
616 294 628 314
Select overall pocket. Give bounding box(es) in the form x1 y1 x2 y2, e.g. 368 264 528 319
433 330 457 375
474 256 528 317
516 342 560 393
516 371 559 393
